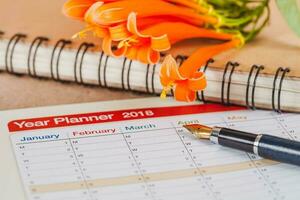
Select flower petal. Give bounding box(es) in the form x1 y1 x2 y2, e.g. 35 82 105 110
109 23 131 41
84 1 104 25
125 47 138 60
102 37 126 57
174 82 196 102
63 0 97 20
127 12 148 38
159 58 172 87
92 0 206 26
127 13 171 53
188 72 207 91
165 0 208 13
159 55 185 86
92 26 109 38
136 46 160 64
150 34 170 51
179 39 240 78
161 55 185 79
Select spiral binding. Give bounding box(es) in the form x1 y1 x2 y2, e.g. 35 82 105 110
102 54 110 88
50 39 71 81
121 57 127 90
245 65 264 110
221 61 239 105
272 67 290 112
145 64 151 93
126 60 133 91
197 58 214 103
121 57 132 90
151 64 157 94
27 36 49 77
97 51 104 87
5 33 27 73
74 42 94 84
0 32 294 112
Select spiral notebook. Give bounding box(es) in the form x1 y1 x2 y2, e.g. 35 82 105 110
0 0 300 112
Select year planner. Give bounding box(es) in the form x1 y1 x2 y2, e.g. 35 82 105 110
1 98 300 200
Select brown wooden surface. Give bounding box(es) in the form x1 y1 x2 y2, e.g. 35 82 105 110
0 73 148 110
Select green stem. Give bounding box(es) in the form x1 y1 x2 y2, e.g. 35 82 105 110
197 0 270 43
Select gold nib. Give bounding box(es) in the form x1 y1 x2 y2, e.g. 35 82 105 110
183 124 212 139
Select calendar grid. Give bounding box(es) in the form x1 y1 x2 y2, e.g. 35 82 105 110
69 137 93 200
121 129 156 200
172 122 219 200
10 107 300 200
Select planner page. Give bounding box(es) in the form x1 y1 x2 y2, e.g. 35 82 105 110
7 101 300 200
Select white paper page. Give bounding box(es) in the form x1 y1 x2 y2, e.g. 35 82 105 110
3 99 300 200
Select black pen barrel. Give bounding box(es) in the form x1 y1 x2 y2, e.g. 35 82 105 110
212 127 300 166
212 127 258 153
257 134 300 166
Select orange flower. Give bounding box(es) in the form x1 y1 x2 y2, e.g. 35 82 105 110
62 0 266 103
63 0 224 63
164 0 209 13
116 12 171 64
160 39 242 101
64 1 130 57
90 0 216 26
62 1 108 39
62 0 98 20
160 55 206 102
111 12 234 64
101 23 130 57
62 0 121 20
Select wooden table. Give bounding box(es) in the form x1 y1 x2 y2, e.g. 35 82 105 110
0 73 148 110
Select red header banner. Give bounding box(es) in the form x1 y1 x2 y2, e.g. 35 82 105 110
8 104 243 132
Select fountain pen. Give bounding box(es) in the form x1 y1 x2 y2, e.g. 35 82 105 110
183 124 300 166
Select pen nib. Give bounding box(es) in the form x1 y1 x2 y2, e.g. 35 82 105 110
183 124 212 140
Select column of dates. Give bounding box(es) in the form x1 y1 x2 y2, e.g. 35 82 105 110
174 112 276 200
222 112 284 200
69 130 152 200
14 136 90 200
261 113 300 200
121 120 214 200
